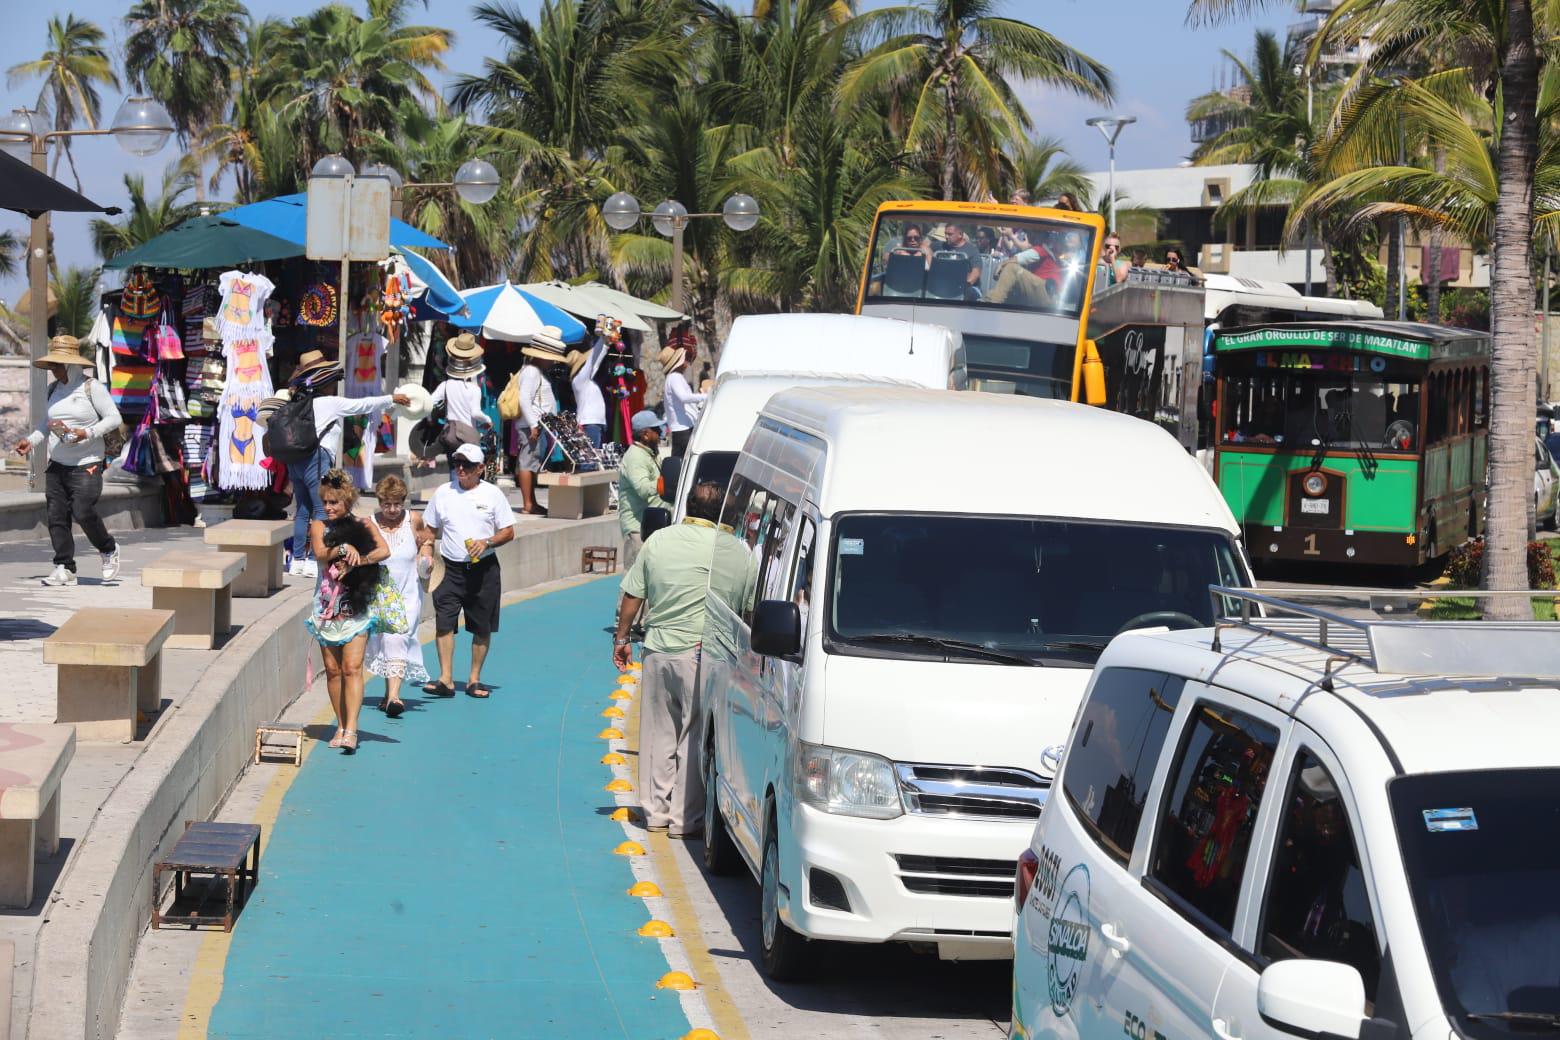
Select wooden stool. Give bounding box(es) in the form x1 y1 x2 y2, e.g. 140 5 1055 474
152 821 261 932
142 551 247 649
43 608 175 742
203 519 290 597
0 723 75 907
582 545 618 574
254 721 305 766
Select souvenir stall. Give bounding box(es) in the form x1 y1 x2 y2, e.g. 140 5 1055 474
101 198 457 509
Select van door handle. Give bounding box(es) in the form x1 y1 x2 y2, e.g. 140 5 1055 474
1100 922 1131 956
1212 1018 1240 1040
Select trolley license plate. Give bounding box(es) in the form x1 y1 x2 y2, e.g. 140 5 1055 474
1300 499 1330 515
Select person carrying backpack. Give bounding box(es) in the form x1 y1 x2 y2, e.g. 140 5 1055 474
272 350 408 577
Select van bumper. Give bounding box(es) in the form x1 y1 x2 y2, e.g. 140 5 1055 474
781 800 1032 951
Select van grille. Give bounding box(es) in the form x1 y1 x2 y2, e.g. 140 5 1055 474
893 854 1016 899
894 763 1049 821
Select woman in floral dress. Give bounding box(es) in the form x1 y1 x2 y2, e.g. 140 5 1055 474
365 475 434 717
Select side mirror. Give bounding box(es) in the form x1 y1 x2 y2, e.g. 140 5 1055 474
1258 960 1367 1040
750 600 802 658
641 506 672 541
1082 339 1107 406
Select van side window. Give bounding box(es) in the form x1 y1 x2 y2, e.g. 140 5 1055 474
1148 701 1279 934
1060 669 1184 866
1260 750 1381 1002
715 475 764 623
753 499 796 610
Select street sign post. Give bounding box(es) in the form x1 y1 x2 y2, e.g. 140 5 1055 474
305 176 392 358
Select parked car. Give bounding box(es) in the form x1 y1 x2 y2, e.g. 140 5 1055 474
1536 435 1558 530
1011 589 1560 1040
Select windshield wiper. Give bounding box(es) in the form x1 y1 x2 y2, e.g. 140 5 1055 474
849 633 1040 666
1466 1012 1560 1028
1034 638 1108 654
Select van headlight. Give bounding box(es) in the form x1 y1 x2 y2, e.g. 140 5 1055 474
795 743 903 819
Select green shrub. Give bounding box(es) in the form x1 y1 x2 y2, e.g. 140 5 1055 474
1443 538 1557 589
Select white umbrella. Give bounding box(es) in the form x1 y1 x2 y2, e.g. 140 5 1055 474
519 280 653 333
454 281 586 343
580 281 686 322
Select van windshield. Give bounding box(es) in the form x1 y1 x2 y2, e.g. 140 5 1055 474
1389 769 1560 1038
826 514 1245 665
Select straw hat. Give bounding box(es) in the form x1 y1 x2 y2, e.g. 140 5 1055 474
567 349 592 377
293 349 342 384
656 345 688 376
522 325 568 361
445 333 483 361
393 383 433 420
256 389 292 423
445 353 486 380
34 335 93 369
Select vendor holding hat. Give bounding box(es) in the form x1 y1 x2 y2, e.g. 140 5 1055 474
566 340 608 449
515 325 567 515
283 349 410 578
14 335 123 587
431 333 493 439
658 345 705 458
617 408 668 569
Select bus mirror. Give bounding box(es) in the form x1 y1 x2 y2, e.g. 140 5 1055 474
1083 340 1107 406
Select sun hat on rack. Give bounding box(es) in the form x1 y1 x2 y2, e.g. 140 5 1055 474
34 335 94 369
393 383 433 421
445 353 486 380
522 324 568 362
446 333 483 361
256 389 292 424
292 349 343 388
656 346 688 375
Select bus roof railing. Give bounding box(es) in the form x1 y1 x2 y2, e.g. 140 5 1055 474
1207 585 1560 687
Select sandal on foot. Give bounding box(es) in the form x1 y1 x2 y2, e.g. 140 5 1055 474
328 729 345 749
466 682 491 698
340 731 358 753
423 680 456 697
385 699 405 719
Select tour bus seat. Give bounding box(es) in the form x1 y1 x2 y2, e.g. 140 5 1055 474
926 253 969 300
979 254 1000 295
882 251 927 296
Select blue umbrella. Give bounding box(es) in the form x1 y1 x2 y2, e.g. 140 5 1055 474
393 246 466 318
223 193 449 251
450 282 587 343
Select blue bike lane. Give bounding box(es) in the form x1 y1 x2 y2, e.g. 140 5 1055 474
206 578 696 1039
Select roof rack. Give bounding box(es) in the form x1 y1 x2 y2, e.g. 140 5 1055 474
1208 586 1560 688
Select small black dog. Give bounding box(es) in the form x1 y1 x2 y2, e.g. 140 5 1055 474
321 515 381 616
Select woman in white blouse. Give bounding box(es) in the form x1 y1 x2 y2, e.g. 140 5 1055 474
13 336 123 587
567 339 608 447
658 345 705 458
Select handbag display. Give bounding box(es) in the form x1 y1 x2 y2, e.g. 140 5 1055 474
150 307 184 361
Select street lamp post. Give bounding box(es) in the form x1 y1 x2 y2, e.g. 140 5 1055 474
601 191 759 315
0 97 174 483
1295 64 1316 296
1085 116 1135 233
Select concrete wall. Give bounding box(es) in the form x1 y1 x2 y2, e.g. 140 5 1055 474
0 358 30 457
24 513 619 1040
0 484 165 545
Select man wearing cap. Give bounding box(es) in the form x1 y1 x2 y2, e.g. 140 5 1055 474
658 346 706 458
284 349 409 577
617 409 667 569
422 442 516 698
14 335 123 586
515 325 566 515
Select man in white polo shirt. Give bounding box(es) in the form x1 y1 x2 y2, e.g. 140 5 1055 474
422 443 515 698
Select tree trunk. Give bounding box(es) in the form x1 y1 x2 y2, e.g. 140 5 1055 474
1485 0 1541 617
941 77 957 202
1426 149 1446 323
1384 216 1401 318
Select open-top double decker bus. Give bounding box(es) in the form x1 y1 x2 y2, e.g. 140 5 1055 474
1212 320 1490 567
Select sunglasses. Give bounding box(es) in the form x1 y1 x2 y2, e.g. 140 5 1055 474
454 460 482 469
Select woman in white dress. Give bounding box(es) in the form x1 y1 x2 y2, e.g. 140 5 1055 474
365 474 434 716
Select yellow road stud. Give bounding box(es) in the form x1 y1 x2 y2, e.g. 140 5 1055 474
638 920 674 938
629 662 642 672
601 706 626 719
613 841 646 856
601 752 627 766
610 807 637 822
605 778 633 793
683 1031 722 1040
617 673 637 684
597 728 624 740
657 971 697 991
628 881 662 897
610 689 634 701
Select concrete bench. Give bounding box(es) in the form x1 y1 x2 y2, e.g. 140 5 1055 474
203 519 289 597
538 469 615 519
43 609 175 742
0 723 75 907
141 551 247 650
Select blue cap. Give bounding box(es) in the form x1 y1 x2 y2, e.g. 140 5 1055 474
631 409 660 433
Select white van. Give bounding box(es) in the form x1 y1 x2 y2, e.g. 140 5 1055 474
671 313 967 519
1012 589 1560 1040
695 385 1250 978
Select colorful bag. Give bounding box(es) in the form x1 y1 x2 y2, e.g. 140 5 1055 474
120 410 158 477
151 368 190 424
368 568 410 635
120 272 161 320
150 309 184 361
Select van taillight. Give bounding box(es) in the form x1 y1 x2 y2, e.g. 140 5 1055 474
1015 848 1039 915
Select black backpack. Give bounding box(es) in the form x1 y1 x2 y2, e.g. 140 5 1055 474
263 390 336 464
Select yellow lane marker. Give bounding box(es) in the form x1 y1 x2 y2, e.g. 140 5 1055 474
601 752 627 766
613 840 647 856
657 971 698 991
639 920 675 937
606 778 634 793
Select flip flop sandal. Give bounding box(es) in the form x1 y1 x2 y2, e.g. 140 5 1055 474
423 680 456 698
385 699 406 719
466 683 491 698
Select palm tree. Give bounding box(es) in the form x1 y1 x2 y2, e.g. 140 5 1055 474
839 0 1112 201
6 16 120 189
0 230 24 280
123 0 249 201
88 170 198 263
51 266 100 339
1004 136 1093 205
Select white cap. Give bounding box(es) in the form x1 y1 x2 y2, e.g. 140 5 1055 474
453 443 484 465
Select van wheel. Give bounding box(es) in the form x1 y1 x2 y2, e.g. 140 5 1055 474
702 742 741 876
759 818 809 981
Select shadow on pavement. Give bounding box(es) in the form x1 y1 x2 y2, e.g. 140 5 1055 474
0 618 56 642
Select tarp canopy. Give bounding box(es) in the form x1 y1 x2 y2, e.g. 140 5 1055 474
451 282 587 343
225 194 448 251
0 149 113 218
394 246 466 318
519 280 652 333
580 281 684 321
103 215 304 270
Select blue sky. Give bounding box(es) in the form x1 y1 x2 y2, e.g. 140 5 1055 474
0 0 1281 303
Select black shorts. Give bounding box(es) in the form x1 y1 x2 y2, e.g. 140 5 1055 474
433 555 501 637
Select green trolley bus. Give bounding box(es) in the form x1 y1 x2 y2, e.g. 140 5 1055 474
1212 321 1491 567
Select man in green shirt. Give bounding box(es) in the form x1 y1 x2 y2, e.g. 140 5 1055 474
617 409 668 569
613 481 729 837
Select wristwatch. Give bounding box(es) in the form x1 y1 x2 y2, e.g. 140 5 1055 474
614 637 630 646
